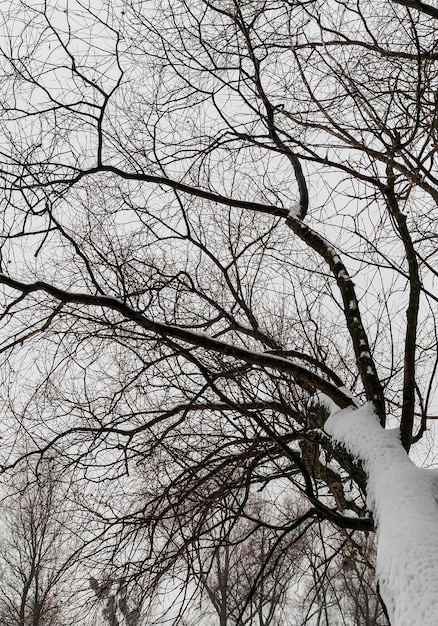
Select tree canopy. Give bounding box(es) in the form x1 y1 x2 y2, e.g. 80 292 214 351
0 0 437 623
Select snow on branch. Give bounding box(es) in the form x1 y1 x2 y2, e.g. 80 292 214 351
0 273 355 410
285 215 386 426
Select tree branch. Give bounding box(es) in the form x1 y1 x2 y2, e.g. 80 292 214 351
285 217 386 425
0 274 355 410
392 0 438 18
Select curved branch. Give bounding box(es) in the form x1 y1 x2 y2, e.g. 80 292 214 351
0 274 355 410
234 7 309 218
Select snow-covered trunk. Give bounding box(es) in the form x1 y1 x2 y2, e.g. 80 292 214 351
325 404 438 626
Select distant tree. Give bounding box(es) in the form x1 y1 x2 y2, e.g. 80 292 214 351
297 528 389 626
0 462 81 625
191 497 301 626
89 577 142 626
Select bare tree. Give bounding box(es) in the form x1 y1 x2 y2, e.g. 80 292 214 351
0 462 83 625
296 526 389 626
0 0 437 623
189 496 301 626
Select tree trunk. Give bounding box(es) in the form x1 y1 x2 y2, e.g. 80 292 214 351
326 404 438 626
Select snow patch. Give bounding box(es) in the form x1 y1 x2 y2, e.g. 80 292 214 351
288 203 301 218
